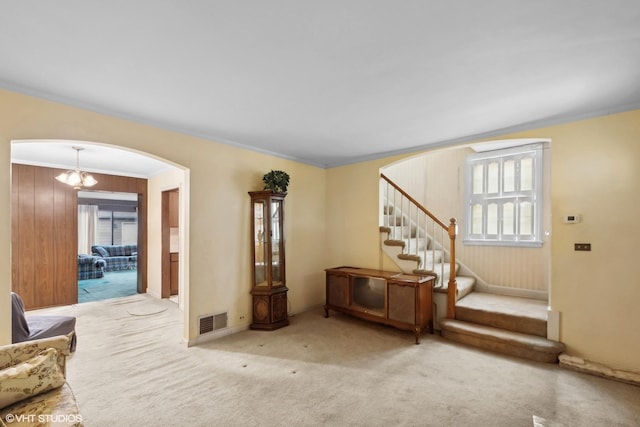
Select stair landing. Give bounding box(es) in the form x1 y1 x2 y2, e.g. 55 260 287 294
456 292 547 337
440 319 565 363
457 292 547 321
440 292 565 363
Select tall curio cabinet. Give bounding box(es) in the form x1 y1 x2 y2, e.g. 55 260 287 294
249 191 289 330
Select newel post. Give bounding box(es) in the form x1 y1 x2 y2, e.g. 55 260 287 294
447 218 458 319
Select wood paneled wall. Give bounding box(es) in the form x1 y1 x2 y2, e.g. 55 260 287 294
12 164 77 309
11 164 148 310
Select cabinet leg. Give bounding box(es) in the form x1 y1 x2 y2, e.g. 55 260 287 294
324 306 329 318
414 327 421 345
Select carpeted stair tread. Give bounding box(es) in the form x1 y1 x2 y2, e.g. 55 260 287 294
440 318 565 363
433 275 476 300
456 292 547 321
398 253 421 261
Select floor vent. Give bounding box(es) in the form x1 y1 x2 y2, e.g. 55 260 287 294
199 312 228 335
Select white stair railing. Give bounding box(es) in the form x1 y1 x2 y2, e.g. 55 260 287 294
381 173 458 319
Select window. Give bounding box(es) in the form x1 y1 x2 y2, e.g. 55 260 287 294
97 210 138 245
464 143 543 247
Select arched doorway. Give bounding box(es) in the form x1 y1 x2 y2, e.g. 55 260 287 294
10 140 189 310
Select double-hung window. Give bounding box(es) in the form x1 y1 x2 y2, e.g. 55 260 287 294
464 143 544 247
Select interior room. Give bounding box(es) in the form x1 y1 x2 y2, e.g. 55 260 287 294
1 2 639 426
77 191 139 303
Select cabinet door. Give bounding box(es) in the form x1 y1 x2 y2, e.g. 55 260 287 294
270 198 285 285
272 292 288 323
170 252 179 295
388 284 415 325
252 200 268 286
327 273 349 308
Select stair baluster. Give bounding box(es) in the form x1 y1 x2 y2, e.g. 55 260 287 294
380 173 458 319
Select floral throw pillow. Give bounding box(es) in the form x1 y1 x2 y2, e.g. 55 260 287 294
0 348 65 409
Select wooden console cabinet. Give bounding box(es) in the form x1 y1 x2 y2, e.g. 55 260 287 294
324 266 435 344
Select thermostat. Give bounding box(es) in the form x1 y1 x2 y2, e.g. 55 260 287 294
564 215 581 224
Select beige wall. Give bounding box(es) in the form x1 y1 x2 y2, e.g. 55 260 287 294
0 136 9 344
325 109 640 373
325 155 405 271
524 111 640 371
0 89 327 345
147 168 187 302
3 86 638 374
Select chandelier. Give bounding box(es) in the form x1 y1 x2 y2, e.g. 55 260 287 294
55 147 98 190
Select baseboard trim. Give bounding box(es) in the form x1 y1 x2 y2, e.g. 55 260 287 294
185 306 322 347
559 354 640 386
146 289 162 299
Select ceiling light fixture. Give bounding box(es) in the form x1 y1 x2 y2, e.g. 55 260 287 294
55 147 98 190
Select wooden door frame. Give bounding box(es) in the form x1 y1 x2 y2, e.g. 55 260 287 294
136 192 146 294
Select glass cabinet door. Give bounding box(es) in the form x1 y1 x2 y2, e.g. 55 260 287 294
270 199 284 285
253 200 267 286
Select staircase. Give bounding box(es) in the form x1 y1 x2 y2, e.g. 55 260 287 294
380 174 565 363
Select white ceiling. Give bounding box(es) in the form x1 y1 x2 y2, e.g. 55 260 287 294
11 141 174 178
3 1 640 170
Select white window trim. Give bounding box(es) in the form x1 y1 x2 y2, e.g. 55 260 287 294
463 142 544 248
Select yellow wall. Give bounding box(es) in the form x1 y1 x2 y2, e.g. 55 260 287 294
519 111 640 371
0 89 327 345
325 109 640 373
3 86 638 374
326 155 405 271
147 168 187 302
0 134 9 344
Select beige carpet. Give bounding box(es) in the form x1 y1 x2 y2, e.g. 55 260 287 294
33 295 640 427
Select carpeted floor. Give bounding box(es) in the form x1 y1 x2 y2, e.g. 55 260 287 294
77 270 138 303
33 295 640 427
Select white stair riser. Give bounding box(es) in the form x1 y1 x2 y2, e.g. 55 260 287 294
381 240 458 285
382 240 450 277
383 213 409 226
389 226 417 239
401 238 431 252
427 263 458 286
417 250 443 265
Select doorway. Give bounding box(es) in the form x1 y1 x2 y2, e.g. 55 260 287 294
162 188 180 300
77 191 139 303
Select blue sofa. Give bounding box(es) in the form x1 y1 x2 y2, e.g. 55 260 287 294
91 244 137 271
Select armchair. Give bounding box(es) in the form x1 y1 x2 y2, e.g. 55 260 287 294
0 335 83 426
11 292 77 353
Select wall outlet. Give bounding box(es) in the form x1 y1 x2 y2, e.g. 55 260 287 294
574 243 591 251
239 315 245 320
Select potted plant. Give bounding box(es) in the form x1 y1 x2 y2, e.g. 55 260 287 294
262 170 290 193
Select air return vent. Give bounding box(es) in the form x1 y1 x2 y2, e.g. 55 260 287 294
199 312 228 335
